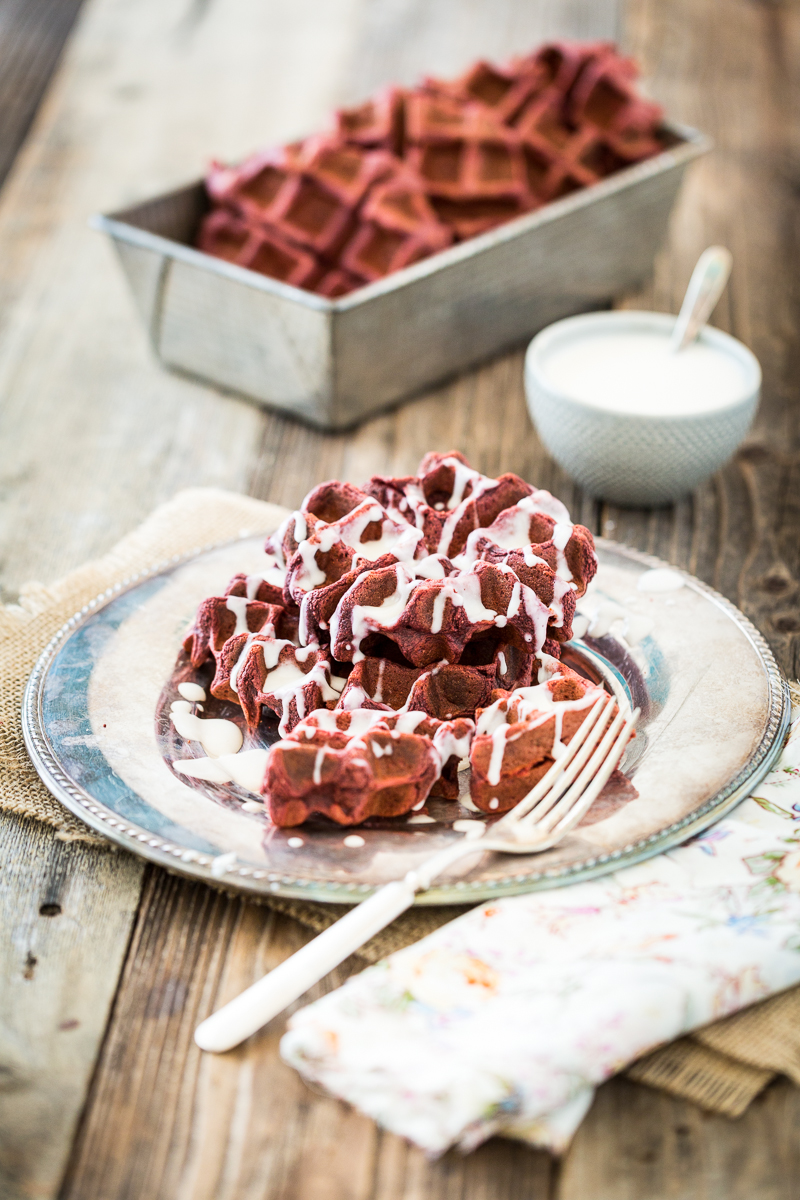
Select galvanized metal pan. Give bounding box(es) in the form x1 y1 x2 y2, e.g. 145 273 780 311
23 532 789 904
92 122 711 429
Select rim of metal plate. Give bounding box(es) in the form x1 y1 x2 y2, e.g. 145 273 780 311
22 536 791 905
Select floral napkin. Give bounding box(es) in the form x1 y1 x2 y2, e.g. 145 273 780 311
281 696 800 1155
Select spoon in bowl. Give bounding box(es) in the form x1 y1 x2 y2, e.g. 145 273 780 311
670 245 733 352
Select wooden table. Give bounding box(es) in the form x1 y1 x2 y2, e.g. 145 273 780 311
1 0 799 1196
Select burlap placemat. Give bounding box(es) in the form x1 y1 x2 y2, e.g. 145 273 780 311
3 487 797 1119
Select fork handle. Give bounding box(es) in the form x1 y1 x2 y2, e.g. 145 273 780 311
195 877 418 1052
194 838 487 1053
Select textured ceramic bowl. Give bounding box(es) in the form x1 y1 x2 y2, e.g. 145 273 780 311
524 311 761 506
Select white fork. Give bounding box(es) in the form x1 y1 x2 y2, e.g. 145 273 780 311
195 695 638 1052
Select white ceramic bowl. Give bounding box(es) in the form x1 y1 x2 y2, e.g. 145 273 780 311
524 311 761 507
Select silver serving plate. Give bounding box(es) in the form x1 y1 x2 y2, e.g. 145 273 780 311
22 533 789 905
92 122 710 430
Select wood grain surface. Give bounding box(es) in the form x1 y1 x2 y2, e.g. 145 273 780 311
0 0 85 191
0 812 143 1200
0 0 798 1196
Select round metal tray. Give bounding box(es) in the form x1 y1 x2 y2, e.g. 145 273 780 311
23 535 789 904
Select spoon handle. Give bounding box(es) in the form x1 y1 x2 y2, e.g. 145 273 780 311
670 245 733 352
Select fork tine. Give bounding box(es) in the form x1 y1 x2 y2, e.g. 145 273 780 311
553 708 639 835
515 694 618 826
497 695 612 828
532 707 639 837
532 707 629 834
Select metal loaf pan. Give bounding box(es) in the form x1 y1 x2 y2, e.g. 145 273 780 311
93 122 710 430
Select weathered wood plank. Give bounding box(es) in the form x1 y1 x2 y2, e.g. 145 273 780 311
560 1075 800 1200
0 811 143 1200
0 0 85 192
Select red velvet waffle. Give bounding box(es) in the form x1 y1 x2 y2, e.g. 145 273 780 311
509 43 663 202
333 87 407 156
404 92 530 204
197 41 666 292
206 145 298 223
183 594 287 673
214 634 342 732
176 452 606 828
338 167 453 282
197 209 321 288
208 450 594 697
209 138 393 256
267 140 393 257
425 58 548 124
567 48 663 159
224 570 289 609
283 496 426 603
328 559 551 667
362 452 597 612
363 451 533 557
264 708 473 825
469 666 613 813
338 220 448 286
337 644 533 721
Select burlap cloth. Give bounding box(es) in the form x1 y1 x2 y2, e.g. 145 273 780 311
4 487 799 1119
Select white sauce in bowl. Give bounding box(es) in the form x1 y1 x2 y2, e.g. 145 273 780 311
541 329 749 417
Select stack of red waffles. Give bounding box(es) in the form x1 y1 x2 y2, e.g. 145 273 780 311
180 452 626 827
198 41 664 297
